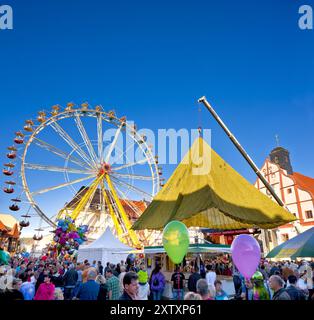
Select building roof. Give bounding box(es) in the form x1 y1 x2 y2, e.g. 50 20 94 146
7 223 19 238
0 219 8 232
292 172 314 198
0 214 19 229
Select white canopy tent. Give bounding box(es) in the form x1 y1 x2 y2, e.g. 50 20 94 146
77 228 133 266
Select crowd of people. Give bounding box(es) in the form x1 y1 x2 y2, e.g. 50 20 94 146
232 259 314 301
0 252 313 301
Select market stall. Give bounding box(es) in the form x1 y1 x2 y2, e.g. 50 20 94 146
144 243 234 299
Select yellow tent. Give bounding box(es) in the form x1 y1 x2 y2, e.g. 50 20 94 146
133 137 296 230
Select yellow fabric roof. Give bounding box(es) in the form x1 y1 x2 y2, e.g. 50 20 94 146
133 138 296 230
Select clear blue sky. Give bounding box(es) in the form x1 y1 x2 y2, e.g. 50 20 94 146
1 0 313 234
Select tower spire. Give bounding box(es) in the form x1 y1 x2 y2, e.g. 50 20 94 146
275 134 280 147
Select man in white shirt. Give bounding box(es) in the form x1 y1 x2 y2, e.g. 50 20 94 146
205 264 217 287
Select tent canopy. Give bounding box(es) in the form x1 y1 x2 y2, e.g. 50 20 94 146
144 243 231 254
267 227 314 259
77 228 133 265
81 227 133 251
133 138 296 231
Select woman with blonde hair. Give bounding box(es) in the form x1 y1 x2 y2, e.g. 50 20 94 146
54 287 64 300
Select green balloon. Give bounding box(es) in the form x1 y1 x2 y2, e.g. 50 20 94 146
0 250 10 265
162 221 189 264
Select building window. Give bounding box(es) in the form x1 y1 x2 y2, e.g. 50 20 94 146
305 210 313 219
274 156 279 164
287 188 292 194
281 234 289 242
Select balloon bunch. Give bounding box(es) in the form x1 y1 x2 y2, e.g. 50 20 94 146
50 216 88 259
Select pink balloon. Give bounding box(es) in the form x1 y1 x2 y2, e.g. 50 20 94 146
231 235 261 279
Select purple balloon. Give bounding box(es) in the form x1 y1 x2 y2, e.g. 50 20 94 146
231 235 261 279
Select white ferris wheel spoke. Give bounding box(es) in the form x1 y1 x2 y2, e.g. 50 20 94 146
31 174 95 196
97 114 103 163
112 158 149 171
33 137 91 170
74 114 99 167
24 163 95 175
110 172 153 181
110 175 153 200
50 121 96 170
104 122 124 163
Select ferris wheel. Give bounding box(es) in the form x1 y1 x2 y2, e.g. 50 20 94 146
3 102 162 247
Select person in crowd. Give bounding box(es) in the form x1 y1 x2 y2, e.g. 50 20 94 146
137 262 150 300
92 260 97 268
82 262 91 283
73 263 83 297
259 264 269 281
232 268 244 299
149 264 165 300
0 277 24 300
104 262 110 273
34 274 55 300
251 272 270 300
97 261 104 275
63 263 78 300
269 275 291 300
286 275 306 300
205 264 217 288
74 269 100 300
282 264 294 282
171 265 185 300
184 292 202 300
115 263 121 275
188 266 202 293
96 274 107 301
269 263 280 277
51 265 64 288
296 270 309 295
119 271 140 300
19 272 35 300
118 265 126 296
35 267 48 292
110 263 119 277
106 268 120 300
214 280 228 300
196 279 212 300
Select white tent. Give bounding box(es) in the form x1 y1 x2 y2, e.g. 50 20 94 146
77 228 133 266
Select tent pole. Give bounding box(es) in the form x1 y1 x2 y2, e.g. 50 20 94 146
198 96 285 207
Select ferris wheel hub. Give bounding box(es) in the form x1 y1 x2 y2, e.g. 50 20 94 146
98 162 111 175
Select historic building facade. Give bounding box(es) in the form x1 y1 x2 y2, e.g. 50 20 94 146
254 147 314 252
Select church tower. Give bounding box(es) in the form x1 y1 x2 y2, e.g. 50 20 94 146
269 147 293 175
